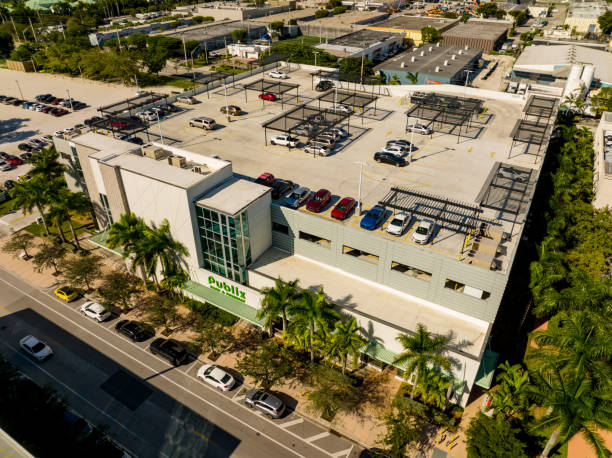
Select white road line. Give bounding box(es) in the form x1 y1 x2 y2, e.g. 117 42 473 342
280 418 304 428
0 340 164 457
306 431 330 443
0 275 340 458
233 394 246 402
331 446 353 458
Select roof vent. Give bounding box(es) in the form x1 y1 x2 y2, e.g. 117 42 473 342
458 49 463 55
168 155 186 168
435 66 440 72
411 56 415 62
436 42 440 47
429 46 433 51
400 62 405 68
413 47 418 52
452 54 456 60
465 45 469 50
444 60 449 66
420 50 424 56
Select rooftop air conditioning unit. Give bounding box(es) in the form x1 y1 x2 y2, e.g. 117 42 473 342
141 146 165 160
191 166 202 174
452 54 456 60
168 156 186 168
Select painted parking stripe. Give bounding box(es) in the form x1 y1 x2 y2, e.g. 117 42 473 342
331 446 353 458
233 394 246 402
280 417 304 428
306 431 330 443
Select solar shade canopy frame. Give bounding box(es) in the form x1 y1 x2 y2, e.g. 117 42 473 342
242 78 301 108
508 119 550 161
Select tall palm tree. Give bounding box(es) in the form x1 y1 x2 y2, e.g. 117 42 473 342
528 368 612 458
288 288 340 362
257 278 300 337
406 72 419 85
107 212 148 279
323 317 366 374
29 147 65 180
46 188 91 248
10 176 53 236
529 310 612 388
393 323 451 400
143 219 188 288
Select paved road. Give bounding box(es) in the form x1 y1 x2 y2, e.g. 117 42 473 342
0 266 360 458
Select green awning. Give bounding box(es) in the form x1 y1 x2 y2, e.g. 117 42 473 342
182 280 265 328
474 348 499 389
88 229 123 256
360 341 408 371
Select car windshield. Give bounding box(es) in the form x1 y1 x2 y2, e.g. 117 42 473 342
289 192 300 200
221 374 231 383
391 218 402 226
314 195 323 201
416 226 429 235
204 366 214 375
31 342 45 353
336 204 346 211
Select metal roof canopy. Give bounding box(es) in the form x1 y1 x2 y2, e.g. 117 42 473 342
410 92 483 115
405 104 471 126
174 70 233 85
250 53 289 67
379 187 491 234
98 92 167 117
242 78 300 96
523 94 557 120
316 88 378 109
510 119 548 145
261 103 351 144
479 162 535 219
89 115 152 139
311 69 383 86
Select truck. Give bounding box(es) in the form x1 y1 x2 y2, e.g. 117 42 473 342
270 134 299 148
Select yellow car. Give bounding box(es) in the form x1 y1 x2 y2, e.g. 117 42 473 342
54 286 79 302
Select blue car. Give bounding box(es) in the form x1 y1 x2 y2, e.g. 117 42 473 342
360 205 386 230
22 102 32 109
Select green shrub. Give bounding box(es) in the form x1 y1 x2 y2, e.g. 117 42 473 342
315 9 329 18
333 6 347 14
48 234 61 244
184 297 238 326
61 242 76 253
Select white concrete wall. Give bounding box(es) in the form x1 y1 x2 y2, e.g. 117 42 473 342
89 157 107 196
246 193 272 263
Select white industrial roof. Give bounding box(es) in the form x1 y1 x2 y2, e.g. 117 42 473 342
514 45 612 84
73 132 138 158
196 177 269 216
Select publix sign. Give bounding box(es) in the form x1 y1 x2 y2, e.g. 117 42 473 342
208 275 246 303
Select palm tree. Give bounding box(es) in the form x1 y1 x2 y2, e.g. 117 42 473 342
29 147 65 180
10 176 53 236
46 188 91 247
257 278 300 337
406 72 419 85
489 361 531 422
142 219 188 288
323 317 366 374
107 212 148 280
529 310 612 388
288 288 340 362
528 368 612 458
393 323 451 400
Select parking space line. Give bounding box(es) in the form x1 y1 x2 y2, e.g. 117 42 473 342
0 275 338 457
331 446 353 458
233 394 245 402
280 418 304 428
306 431 330 443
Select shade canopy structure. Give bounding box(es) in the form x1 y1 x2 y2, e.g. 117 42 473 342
316 88 378 110
523 94 557 121
242 78 301 108
98 92 168 118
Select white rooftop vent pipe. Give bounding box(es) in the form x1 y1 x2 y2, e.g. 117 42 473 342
435 66 440 72
436 42 440 47
444 60 449 66
429 46 433 51
411 56 415 62
420 50 425 56
458 49 463 55
401 62 405 68
465 45 468 50
451 54 456 60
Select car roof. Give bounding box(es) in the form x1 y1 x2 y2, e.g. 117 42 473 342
393 212 409 220
315 188 330 196
295 186 309 194
259 172 273 179
83 301 105 312
338 196 355 204
210 367 228 379
22 335 40 346
418 219 433 228
371 205 385 211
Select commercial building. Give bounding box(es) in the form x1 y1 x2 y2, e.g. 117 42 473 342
88 17 194 47
298 10 390 39
227 41 271 59
593 111 612 208
564 0 609 34
375 43 481 85
314 29 403 60
173 1 298 22
441 19 510 52
512 44 612 88
367 16 457 45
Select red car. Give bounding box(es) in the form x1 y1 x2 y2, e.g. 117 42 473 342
255 172 275 186
5 156 23 166
41 106 52 113
55 108 68 116
110 119 128 128
331 197 356 220
50 97 62 105
306 189 332 213
258 92 277 101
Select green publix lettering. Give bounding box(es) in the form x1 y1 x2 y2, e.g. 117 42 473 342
208 276 246 300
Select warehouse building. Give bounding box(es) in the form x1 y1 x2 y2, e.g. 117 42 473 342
367 16 457 45
173 1 298 22
441 19 510 52
564 0 609 34
298 10 390 39
314 29 403 60
88 17 194 47
375 43 482 85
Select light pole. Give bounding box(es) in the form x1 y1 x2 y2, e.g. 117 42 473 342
464 69 474 98
66 89 73 110
15 80 24 100
313 51 319 71
408 116 415 164
355 161 366 215
156 111 164 145
224 82 230 122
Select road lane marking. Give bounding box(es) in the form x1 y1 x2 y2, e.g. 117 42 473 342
280 418 304 428
192 429 218 447
332 446 353 458
306 431 330 443
0 276 325 458
0 305 7 312
0 340 160 456
46 337 63 347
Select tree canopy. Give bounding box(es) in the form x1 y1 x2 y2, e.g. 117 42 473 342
420 26 442 43
598 10 612 35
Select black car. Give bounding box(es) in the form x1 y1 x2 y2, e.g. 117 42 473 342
11 99 23 106
115 320 155 342
374 152 406 167
0 152 7 159
19 152 33 161
72 102 87 110
84 116 102 125
315 80 334 92
4 179 14 189
161 104 178 113
127 136 144 145
149 338 189 366
271 179 294 199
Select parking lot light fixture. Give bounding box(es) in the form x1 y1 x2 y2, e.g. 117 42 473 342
313 51 319 71
408 116 415 163
66 89 73 111
156 111 164 145
355 161 366 215
15 80 24 100
224 83 230 122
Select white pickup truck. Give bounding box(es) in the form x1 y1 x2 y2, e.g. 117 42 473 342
270 134 299 148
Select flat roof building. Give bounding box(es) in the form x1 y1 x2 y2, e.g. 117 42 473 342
375 43 482 85
315 29 403 59
173 1 298 22
593 111 612 208
564 0 609 34
367 16 458 45
441 19 510 52
298 10 390 39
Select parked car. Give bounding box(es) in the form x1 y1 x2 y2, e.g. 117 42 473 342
312 137 335 148
80 301 111 322
63 410 93 443
271 179 294 199
386 212 411 236
42 134 53 142
4 179 15 189
381 145 408 155
258 92 277 101
127 136 144 145
4 156 23 166
220 105 242 115
374 152 406 167
328 127 348 138
386 139 416 151
406 124 432 135
328 104 352 114
84 116 102 125
268 70 289 79
177 95 197 105
17 143 32 152
306 188 331 213
197 364 235 391
19 152 32 161
315 80 334 92
115 320 155 342
255 172 275 186
360 205 386 230
331 197 356 220
72 101 87 110
244 389 286 418
411 219 434 244
189 117 216 130
19 335 53 361
54 286 79 302
149 338 189 366
304 144 331 156
285 186 311 208
29 139 46 148
497 166 528 183
270 134 299 147
0 161 13 172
